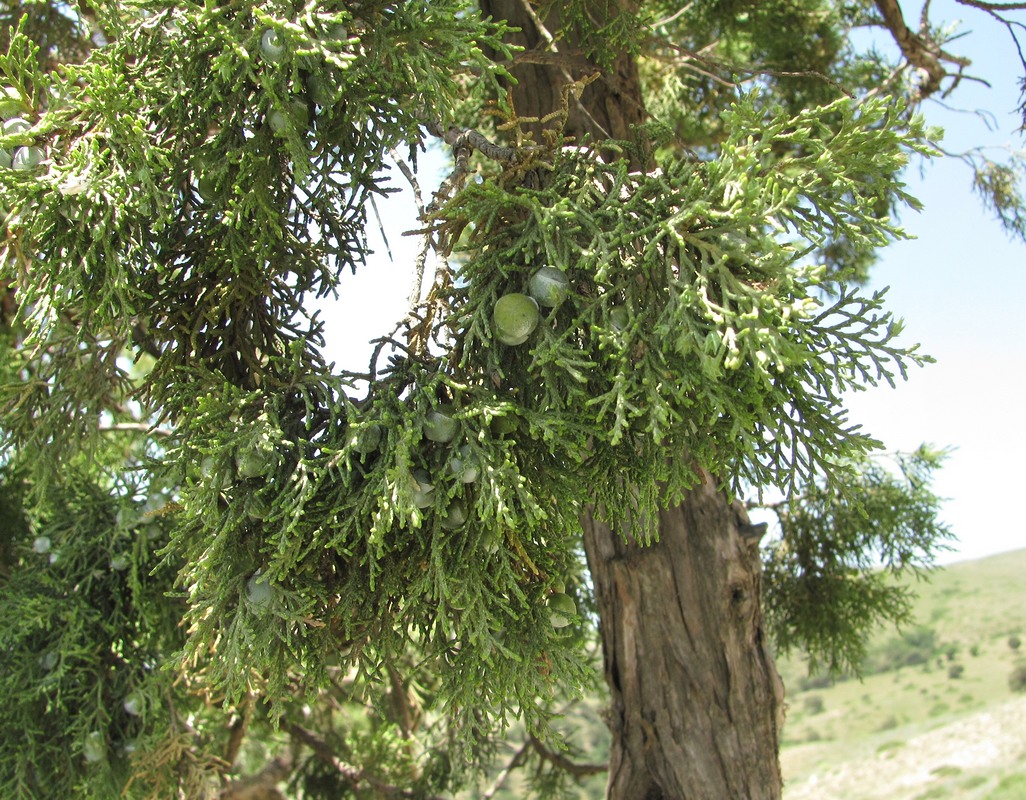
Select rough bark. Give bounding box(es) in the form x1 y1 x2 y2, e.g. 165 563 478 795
477 2 786 797
479 0 647 163
872 0 971 99
582 477 784 799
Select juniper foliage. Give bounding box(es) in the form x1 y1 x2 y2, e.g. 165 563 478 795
0 0 1010 796
764 445 952 676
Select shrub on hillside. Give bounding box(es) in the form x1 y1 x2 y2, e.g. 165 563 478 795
863 625 940 674
796 672 837 692
802 695 825 715
988 772 1026 800
875 714 899 732
1008 663 1026 693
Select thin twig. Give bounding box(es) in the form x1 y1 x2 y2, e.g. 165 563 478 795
646 36 855 97
368 193 393 261
99 422 174 437
219 756 292 799
390 152 433 314
390 154 426 217
424 120 519 163
481 740 532 799
955 1 1026 10
528 734 608 778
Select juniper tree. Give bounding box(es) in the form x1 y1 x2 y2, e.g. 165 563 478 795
1 1 1022 798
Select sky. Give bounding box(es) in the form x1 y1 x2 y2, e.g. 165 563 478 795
842 3 1026 564
320 2 1025 567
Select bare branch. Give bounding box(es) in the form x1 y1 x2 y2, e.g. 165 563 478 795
955 1 1026 10
528 734 608 779
645 36 855 97
390 153 426 218
389 152 433 314
368 193 393 262
479 730 606 799
387 665 421 738
424 120 519 163
954 0 1026 113
219 756 291 800
223 714 247 767
481 740 531 799
99 421 174 437
873 0 974 100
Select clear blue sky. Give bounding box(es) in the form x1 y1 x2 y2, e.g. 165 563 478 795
322 1 1025 566
845 2 1026 564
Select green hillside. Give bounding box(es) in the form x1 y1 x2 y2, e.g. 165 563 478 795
780 548 1026 800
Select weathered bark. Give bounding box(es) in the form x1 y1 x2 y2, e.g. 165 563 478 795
477 2 786 797
872 0 971 100
479 0 647 163
583 477 784 799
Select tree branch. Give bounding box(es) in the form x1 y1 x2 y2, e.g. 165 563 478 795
528 734 607 779
424 120 519 163
482 740 531 799
389 152 435 316
387 664 421 738
219 756 292 800
98 421 174 437
955 1 1026 9
955 0 1026 110
223 713 248 767
645 33 860 104
283 721 446 800
873 0 974 99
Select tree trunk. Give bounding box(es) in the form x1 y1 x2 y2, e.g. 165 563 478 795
582 477 784 799
477 2 786 797
478 0 647 159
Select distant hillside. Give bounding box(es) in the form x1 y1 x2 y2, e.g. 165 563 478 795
785 695 1026 800
904 548 1026 646
780 547 1026 800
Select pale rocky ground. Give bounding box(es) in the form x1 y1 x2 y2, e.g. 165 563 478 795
783 695 1026 799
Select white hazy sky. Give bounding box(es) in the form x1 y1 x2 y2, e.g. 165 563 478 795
320 1 1025 566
